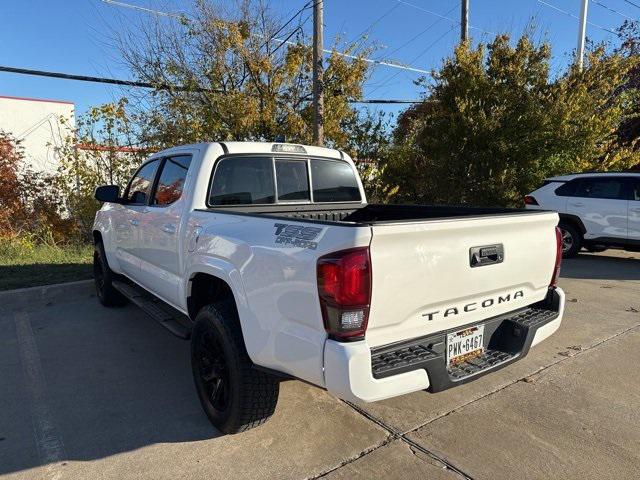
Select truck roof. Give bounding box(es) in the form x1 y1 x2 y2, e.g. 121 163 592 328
154 141 346 161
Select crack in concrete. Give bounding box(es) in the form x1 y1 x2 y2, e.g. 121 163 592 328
323 321 640 480
404 320 640 435
316 400 474 480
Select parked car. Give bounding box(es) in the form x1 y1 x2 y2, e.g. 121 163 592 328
93 142 565 433
525 172 640 257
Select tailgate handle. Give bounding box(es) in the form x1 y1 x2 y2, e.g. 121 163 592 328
470 244 504 268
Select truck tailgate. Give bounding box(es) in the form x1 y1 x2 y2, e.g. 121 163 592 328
366 211 559 348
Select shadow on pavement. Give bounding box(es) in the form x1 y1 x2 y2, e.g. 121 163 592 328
561 251 640 281
0 300 221 476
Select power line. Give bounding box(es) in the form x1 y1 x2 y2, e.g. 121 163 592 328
367 22 457 96
384 2 459 59
0 65 427 104
593 0 636 21
395 0 495 36
101 0 183 18
624 0 640 11
537 0 618 35
101 0 430 74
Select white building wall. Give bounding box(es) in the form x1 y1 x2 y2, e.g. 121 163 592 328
0 95 75 175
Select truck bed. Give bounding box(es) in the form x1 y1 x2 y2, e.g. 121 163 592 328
200 203 547 225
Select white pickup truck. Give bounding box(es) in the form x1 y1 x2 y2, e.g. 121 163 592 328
93 142 565 433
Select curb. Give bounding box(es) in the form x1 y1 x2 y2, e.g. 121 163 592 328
0 279 95 311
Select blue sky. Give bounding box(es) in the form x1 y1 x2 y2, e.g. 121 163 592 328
0 0 635 119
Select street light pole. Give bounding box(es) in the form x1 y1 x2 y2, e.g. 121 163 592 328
461 0 469 42
313 0 324 146
576 0 589 71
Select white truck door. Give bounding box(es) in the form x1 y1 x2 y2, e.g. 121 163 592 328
566 176 629 241
116 159 161 280
135 155 193 306
627 177 640 244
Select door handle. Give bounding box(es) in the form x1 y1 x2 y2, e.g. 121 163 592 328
162 223 176 234
570 202 584 207
130 219 140 226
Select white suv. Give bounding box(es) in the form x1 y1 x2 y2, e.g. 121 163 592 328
525 173 640 257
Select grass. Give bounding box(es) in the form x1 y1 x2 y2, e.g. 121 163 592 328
0 239 93 291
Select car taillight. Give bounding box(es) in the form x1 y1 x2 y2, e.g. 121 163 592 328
550 226 563 288
524 195 539 206
317 247 371 341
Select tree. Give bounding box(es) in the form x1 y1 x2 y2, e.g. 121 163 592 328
55 98 147 239
0 131 73 243
384 35 640 207
114 0 372 150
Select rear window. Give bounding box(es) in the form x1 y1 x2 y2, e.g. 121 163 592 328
276 160 310 201
208 156 361 206
311 160 361 203
555 180 578 197
209 157 275 205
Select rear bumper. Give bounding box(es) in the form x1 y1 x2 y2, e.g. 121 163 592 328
323 288 565 403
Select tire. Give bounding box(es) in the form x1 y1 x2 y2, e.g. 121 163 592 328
191 301 279 434
585 245 607 253
93 242 128 307
558 223 582 258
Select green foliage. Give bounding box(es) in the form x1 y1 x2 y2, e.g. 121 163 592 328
0 236 92 290
0 131 75 243
117 0 372 152
384 35 640 207
55 98 147 239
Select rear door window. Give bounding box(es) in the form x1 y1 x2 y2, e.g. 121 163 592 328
209 157 275 205
574 177 628 200
311 160 361 202
275 160 310 201
153 155 192 206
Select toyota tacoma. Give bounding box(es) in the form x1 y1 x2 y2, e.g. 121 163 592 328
92 142 565 433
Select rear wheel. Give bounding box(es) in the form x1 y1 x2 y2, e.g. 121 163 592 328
93 243 127 307
558 223 582 258
191 301 279 434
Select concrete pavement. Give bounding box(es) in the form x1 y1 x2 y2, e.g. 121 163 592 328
1 250 639 479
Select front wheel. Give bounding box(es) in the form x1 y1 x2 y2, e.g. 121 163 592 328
191 302 279 434
93 243 127 307
558 223 582 258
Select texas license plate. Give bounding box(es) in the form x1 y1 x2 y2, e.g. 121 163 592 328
446 325 485 367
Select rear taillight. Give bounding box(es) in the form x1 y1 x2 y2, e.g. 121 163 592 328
524 195 539 206
550 226 563 288
317 247 371 341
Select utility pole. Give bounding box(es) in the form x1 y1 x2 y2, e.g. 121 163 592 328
461 0 469 42
576 0 589 71
313 0 324 146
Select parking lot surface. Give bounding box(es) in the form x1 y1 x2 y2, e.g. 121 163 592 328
1 250 639 479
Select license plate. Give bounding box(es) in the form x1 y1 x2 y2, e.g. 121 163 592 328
446 325 485 367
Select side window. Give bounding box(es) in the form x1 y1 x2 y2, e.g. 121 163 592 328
125 159 160 204
575 177 627 200
311 160 361 202
209 157 275 205
629 178 640 201
153 155 192 206
275 160 310 201
555 179 579 197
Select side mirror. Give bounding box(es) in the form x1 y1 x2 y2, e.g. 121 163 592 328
95 185 121 203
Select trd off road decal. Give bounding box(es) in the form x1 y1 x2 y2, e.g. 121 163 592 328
273 223 323 250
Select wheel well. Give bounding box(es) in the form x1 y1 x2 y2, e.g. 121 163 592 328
93 230 103 245
187 273 236 320
558 214 586 236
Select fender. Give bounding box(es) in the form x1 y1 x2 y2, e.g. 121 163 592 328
558 213 587 235
183 256 265 365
